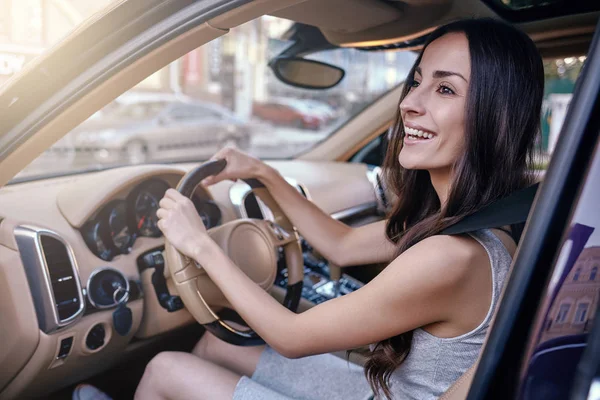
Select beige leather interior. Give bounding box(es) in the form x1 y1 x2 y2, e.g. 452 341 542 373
269 0 599 52
0 245 39 394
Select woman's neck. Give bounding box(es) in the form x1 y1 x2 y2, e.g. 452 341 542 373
428 168 452 206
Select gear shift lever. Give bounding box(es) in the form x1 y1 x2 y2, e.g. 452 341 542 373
329 263 342 297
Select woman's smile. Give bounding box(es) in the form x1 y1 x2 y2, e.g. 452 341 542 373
404 125 436 144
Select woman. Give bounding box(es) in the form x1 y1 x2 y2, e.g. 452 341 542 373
78 17 543 400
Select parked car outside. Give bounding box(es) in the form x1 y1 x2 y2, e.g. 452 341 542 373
252 98 325 130
52 93 251 165
300 99 340 121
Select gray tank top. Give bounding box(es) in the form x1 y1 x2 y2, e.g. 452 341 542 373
387 229 513 400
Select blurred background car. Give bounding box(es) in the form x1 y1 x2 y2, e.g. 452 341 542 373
53 93 251 164
252 97 329 130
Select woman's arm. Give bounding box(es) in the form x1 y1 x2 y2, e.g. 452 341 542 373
202 148 397 266
156 189 484 358
258 166 395 266
192 232 480 358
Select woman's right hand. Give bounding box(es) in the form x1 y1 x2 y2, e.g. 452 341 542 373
201 147 267 186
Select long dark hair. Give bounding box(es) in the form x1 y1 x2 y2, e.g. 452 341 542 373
364 18 544 398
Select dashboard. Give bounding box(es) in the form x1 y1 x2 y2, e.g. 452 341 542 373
0 161 380 400
80 179 222 261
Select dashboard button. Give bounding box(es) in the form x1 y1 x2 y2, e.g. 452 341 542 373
57 337 73 359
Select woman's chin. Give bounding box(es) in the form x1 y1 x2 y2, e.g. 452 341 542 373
398 155 426 170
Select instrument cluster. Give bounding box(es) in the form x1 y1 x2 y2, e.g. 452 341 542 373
81 179 221 261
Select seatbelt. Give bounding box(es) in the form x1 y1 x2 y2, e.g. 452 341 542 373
440 183 539 243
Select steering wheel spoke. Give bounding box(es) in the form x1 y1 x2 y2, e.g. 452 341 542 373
260 220 299 247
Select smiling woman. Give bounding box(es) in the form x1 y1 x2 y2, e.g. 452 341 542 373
0 0 598 399
125 17 546 400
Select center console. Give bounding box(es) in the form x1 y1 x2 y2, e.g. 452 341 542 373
274 240 363 304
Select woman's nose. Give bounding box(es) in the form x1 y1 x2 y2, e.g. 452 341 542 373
400 90 426 116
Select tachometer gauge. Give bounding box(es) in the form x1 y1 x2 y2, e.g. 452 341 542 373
134 190 161 237
128 180 170 237
106 201 133 254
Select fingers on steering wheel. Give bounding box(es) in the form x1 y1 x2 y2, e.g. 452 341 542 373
156 218 165 232
159 197 176 209
164 188 182 200
156 208 168 220
201 176 215 186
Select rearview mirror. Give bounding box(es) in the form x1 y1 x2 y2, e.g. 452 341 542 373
270 57 345 90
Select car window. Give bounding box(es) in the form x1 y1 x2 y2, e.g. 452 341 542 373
14 16 417 181
540 56 586 162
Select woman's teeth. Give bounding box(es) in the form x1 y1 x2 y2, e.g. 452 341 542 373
405 126 434 140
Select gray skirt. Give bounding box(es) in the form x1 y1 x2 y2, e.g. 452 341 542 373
232 346 374 400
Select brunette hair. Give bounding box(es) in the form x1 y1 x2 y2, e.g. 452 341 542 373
364 18 544 398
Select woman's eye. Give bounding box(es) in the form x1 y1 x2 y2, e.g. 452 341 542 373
408 80 420 89
438 84 455 95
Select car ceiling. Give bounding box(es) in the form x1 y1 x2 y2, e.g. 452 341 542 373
270 0 599 57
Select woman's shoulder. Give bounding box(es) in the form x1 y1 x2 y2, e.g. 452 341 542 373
390 234 490 286
410 234 487 262
371 234 492 330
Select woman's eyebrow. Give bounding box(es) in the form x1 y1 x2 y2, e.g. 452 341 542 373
415 66 468 83
433 70 468 83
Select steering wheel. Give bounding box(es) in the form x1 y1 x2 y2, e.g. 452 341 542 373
163 159 304 346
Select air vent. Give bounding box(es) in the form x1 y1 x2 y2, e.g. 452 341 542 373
14 226 84 333
40 235 82 322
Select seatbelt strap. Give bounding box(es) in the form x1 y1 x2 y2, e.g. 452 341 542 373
440 183 539 242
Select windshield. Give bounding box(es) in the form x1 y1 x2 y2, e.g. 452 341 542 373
15 16 417 181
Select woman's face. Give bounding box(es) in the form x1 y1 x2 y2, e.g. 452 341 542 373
398 32 471 172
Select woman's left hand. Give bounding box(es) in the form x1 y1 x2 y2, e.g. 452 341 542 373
156 188 208 260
